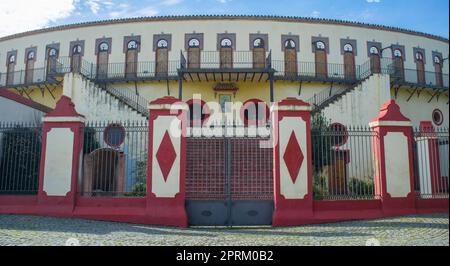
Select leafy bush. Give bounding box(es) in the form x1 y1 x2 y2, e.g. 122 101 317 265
124 182 146 197
348 178 374 196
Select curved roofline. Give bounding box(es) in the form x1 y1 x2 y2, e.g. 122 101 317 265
0 15 448 43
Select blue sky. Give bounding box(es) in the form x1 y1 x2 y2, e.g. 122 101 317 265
0 0 449 38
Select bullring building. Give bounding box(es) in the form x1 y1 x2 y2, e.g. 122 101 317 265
0 16 448 227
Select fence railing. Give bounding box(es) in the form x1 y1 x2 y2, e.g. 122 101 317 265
0 122 42 195
0 68 52 88
81 121 148 197
413 127 449 199
312 125 379 200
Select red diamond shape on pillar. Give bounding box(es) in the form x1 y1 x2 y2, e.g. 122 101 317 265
156 131 177 182
283 131 304 183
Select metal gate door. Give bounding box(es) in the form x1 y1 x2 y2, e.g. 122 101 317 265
186 137 273 226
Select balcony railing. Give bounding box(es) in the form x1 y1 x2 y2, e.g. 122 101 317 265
0 67 54 88
391 67 449 89
0 54 448 90
180 50 272 71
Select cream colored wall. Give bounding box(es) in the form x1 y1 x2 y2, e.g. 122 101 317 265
7 86 62 109
394 88 449 128
1 19 448 74
321 74 392 125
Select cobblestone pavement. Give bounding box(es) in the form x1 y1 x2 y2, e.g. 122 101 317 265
0 213 448 246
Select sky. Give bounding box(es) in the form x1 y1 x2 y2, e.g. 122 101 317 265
0 0 448 38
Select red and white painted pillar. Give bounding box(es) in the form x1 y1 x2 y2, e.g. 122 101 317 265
271 98 313 226
37 96 85 214
416 121 441 195
146 96 188 227
369 100 416 215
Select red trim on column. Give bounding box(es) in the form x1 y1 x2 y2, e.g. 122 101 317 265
37 96 84 214
370 100 416 216
146 96 188 227
272 97 314 226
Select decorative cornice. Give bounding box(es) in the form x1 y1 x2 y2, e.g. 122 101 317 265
0 15 448 43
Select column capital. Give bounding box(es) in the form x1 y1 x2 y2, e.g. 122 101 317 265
43 95 85 123
148 96 188 111
369 100 411 128
272 97 312 112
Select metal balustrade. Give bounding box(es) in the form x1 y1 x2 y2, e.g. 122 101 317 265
1 54 447 93
413 127 449 199
0 122 42 195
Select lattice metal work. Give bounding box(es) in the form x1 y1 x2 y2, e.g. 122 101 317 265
185 137 273 200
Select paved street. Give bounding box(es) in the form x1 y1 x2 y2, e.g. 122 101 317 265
0 213 448 246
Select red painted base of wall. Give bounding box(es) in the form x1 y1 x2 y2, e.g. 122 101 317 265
0 196 448 227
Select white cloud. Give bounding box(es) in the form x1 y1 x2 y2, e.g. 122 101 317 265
366 0 381 3
161 0 184 6
311 11 320 18
0 0 76 37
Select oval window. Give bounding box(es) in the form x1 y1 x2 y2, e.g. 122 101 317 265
432 109 443 126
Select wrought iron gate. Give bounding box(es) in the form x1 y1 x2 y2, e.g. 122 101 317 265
185 136 274 226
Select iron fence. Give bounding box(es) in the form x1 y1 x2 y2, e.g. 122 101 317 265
103 87 149 117
0 68 50 88
0 122 42 195
413 127 449 198
312 125 379 200
80 121 148 197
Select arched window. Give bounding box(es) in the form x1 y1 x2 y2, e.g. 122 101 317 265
27 51 35 60
97 42 110 79
8 55 15 64
73 44 82 55
315 41 327 78
99 42 109 52
415 51 425 84
415 52 424 61
253 38 264 48
343 43 353 53
47 48 58 78
434 56 441 64
157 39 168 49
48 48 58 57
369 46 381 74
127 40 138 50
188 38 200 48
343 43 355 80
241 99 270 126
369 46 379 55
125 40 138 78
316 41 326 50
285 39 296 49
284 39 297 76
220 38 233 48
394 49 402 58
220 38 233 68
25 50 35 83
